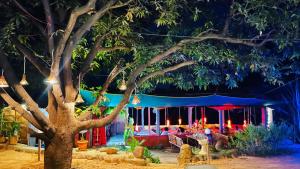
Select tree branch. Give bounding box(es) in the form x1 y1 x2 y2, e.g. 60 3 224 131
12 0 47 37
0 50 55 137
41 0 55 54
137 61 196 86
0 90 42 130
77 59 125 121
12 38 50 77
222 0 234 35
110 0 134 9
78 33 129 78
61 0 117 101
76 84 135 131
54 0 97 63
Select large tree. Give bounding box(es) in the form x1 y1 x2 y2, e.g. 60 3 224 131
0 0 299 168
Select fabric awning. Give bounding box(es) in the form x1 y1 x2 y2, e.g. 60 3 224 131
81 90 273 108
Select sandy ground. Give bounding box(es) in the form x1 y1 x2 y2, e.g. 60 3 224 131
1 148 300 169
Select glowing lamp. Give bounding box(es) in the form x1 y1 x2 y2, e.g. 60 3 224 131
135 124 138 131
227 119 232 128
178 118 182 125
21 103 27 110
75 93 84 104
167 119 170 127
118 79 127 91
132 95 140 105
45 75 58 85
20 74 29 85
243 120 247 128
0 75 9 88
204 117 207 123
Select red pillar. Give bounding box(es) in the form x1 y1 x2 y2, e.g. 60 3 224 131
261 107 266 127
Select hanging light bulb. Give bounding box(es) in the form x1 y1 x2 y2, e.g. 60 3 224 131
132 95 140 105
20 56 29 85
118 71 127 91
135 124 139 131
75 93 84 104
204 117 207 124
227 119 232 128
178 118 182 125
0 69 9 88
167 119 170 127
75 74 84 104
243 120 247 128
20 74 29 85
45 74 58 85
227 110 231 128
132 84 140 105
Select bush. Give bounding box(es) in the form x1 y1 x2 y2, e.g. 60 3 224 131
144 147 160 163
230 122 292 156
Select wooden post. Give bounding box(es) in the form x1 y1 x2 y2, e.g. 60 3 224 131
261 107 266 127
148 107 151 135
38 139 41 161
188 107 193 128
219 110 224 133
141 107 145 129
154 108 160 135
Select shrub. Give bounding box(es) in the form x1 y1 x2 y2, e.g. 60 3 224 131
230 122 292 156
143 147 160 163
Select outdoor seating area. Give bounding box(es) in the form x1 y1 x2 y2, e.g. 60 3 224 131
1 1 300 169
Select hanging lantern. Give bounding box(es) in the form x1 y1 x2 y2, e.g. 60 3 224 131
75 93 84 104
118 71 127 91
20 74 29 85
45 74 58 85
227 119 232 128
204 117 207 124
75 74 84 104
167 119 170 127
0 70 9 88
118 79 127 91
132 95 140 105
178 118 182 125
20 56 28 85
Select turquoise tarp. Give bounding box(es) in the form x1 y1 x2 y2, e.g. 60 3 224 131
81 90 273 107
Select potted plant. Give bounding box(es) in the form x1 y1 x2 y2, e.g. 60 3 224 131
8 121 20 145
0 107 6 143
77 130 88 151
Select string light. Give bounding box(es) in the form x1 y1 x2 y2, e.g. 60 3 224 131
20 56 29 85
178 118 182 125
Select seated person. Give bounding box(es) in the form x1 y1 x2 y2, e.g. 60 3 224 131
161 127 169 135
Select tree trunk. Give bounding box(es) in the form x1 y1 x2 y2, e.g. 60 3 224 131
44 104 77 169
44 132 73 169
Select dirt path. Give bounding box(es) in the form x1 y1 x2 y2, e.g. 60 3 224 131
1 147 300 169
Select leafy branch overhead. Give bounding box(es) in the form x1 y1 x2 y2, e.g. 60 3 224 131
0 1 299 167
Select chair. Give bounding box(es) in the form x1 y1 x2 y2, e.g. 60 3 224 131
196 138 211 164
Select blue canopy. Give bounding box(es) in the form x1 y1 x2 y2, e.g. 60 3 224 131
81 90 273 108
